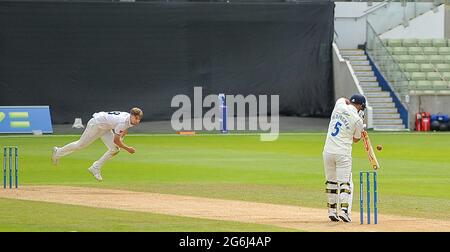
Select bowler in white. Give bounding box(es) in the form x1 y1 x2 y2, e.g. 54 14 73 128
51 108 143 181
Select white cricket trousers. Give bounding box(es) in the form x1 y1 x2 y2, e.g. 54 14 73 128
323 152 354 213
55 118 120 170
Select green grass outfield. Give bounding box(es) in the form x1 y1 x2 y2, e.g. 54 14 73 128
1 132 449 231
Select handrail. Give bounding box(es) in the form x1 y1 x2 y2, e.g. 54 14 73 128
334 0 389 20
363 0 390 14
366 21 410 102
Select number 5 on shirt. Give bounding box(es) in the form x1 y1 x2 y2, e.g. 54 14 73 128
331 122 342 137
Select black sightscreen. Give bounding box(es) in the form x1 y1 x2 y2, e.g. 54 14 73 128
0 1 334 123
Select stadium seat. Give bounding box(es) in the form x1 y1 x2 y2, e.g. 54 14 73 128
432 39 447 47
432 80 449 90
403 72 412 80
423 47 438 55
402 39 417 47
413 55 428 63
404 63 420 72
380 38 450 92
442 72 450 80
408 47 423 55
394 55 413 63
416 80 433 89
410 72 427 81
420 63 435 72
435 63 450 72
429 55 444 64
438 47 450 55
418 39 433 47
426 72 442 81
393 47 408 55
388 39 403 47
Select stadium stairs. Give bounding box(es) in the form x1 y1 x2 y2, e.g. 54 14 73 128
340 49 405 130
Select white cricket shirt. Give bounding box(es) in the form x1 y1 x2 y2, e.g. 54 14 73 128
92 111 133 135
323 98 364 156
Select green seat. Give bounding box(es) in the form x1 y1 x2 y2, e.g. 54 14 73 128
432 81 449 90
386 47 394 54
438 47 450 55
416 80 433 89
423 47 438 55
420 63 435 72
426 72 442 81
404 63 420 72
403 72 412 80
428 55 444 64
418 39 433 47
388 39 403 47
402 39 417 47
413 55 428 63
408 47 423 55
435 63 450 72
409 81 417 89
381 39 388 46
442 72 450 80
411 72 427 81
395 55 413 63
432 39 447 47
444 55 450 63
392 47 408 55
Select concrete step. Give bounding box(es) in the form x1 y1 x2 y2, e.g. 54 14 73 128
359 81 379 87
344 55 367 61
350 60 370 66
365 92 390 98
355 71 375 77
374 125 406 130
372 108 398 113
352 65 372 71
373 113 400 119
340 49 365 56
367 97 393 103
369 102 396 108
362 87 382 92
373 119 403 125
358 76 377 82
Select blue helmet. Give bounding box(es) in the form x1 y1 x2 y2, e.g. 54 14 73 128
350 94 366 109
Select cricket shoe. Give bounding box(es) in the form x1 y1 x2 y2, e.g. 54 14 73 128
338 209 352 223
88 166 103 181
328 209 340 222
51 147 59 166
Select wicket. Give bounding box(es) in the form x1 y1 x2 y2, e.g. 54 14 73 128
359 171 377 224
2 146 19 189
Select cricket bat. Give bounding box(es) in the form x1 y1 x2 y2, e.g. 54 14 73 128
361 130 380 170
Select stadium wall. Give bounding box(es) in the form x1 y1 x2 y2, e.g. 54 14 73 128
380 4 445 39
446 4 450 38
408 95 450 128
